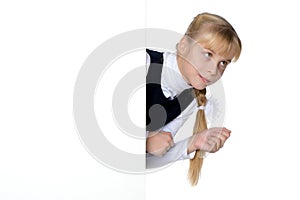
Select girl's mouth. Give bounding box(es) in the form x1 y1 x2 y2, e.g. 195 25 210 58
199 74 209 84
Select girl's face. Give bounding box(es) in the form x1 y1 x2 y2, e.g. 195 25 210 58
178 40 233 90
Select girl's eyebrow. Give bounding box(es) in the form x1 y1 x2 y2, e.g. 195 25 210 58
202 47 213 53
208 49 232 62
202 46 233 62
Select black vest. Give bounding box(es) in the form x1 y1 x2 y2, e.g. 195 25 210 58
146 49 194 131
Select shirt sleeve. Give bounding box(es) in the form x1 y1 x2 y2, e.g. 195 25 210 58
146 100 197 169
146 137 196 168
161 99 196 138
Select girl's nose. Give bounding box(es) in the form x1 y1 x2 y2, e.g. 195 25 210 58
207 60 218 75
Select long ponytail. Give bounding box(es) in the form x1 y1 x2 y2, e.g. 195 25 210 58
188 88 207 186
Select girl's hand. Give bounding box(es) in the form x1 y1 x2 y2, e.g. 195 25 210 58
146 131 174 157
188 127 231 154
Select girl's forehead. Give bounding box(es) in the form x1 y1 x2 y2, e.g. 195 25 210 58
191 28 240 61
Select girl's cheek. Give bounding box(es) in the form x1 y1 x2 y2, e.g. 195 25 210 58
215 75 222 82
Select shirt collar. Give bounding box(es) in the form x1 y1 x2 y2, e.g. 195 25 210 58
161 52 192 96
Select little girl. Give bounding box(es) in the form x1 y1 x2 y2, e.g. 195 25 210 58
146 12 242 186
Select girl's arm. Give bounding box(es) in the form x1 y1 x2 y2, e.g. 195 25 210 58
146 127 231 169
146 137 193 168
146 100 197 168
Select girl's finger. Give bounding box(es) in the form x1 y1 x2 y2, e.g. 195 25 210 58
206 139 215 152
169 140 175 147
209 128 231 138
216 134 227 148
208 136 221 150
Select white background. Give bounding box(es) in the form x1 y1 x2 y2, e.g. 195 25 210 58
1 0 300 200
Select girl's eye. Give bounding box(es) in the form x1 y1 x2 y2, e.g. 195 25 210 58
204 52 212 58
219 61 229 68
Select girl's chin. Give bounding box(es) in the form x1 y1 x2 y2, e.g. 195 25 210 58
196 87 206 90
189 79 207 90
192 83 206 90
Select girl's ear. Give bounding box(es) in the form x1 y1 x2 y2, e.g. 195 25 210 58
177 36 190 55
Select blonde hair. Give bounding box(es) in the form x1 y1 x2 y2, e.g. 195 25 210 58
185 13 242 186
185 12 242 62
